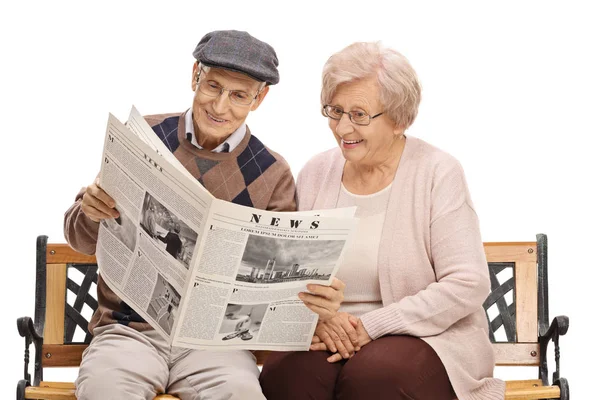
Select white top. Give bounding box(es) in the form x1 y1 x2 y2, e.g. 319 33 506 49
335 183 391 317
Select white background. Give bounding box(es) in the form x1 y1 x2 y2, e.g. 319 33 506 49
1 0 598 396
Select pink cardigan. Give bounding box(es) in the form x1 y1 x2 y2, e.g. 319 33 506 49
296 136 505 400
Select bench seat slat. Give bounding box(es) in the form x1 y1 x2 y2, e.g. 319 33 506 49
25 380 560 399
26 383 180 400
505 379 543 389
505 379 561 399
25 385 75 400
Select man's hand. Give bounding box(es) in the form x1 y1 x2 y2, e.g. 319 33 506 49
298 277 345 321
309 312 359 360
312 316 373 363
81 178 119 222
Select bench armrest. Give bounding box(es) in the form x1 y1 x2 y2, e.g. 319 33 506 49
17 316 44 386
539 315 569 394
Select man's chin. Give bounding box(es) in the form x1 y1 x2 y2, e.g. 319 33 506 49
198 123 231 137
196 127 232 147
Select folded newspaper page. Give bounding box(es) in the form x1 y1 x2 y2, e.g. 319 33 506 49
95 109 357 351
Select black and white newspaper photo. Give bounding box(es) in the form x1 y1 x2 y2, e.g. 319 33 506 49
146 273 181 335
101 210 137 252
218 303 268 343
236 235 345 284
140 191 198 270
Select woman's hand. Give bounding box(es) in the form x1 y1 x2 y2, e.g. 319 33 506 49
81 178 119 222
309 312 359 359
299 277 345 321
312 316 373 363
350 316 373 348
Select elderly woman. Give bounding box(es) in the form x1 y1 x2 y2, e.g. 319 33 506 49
259 42 505 400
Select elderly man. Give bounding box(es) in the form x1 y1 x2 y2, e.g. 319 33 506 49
63 30 335 400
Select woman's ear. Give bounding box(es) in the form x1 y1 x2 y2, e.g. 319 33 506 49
393 124 406 137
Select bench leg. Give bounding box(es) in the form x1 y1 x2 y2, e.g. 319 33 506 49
16 379 28 400
554 377 569 400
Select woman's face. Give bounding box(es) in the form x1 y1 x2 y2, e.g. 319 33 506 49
328 77 403 167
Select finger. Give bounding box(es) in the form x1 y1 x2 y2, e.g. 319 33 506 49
316 326 337 353
305 278 345 300
327 353 344 363
81 202 116 221
88 184 116 209
330 277 346 291
330 324 354 358
305 283 338 300
340 318 359 347
85 187 119 218
310 342 328 351
300 293 339 311
83 192 119 218
322 335 337 353
311 335 322 344
320 321 350 359
81 203 115 223
330 335 348 359
301 300 334 321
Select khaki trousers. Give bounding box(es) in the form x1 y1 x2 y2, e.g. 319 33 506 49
75 324 265 400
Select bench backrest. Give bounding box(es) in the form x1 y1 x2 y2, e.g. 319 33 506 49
483 235 549 368
31 234 549 380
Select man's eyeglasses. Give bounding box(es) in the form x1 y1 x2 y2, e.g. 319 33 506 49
197 69 262 106
322 105 384 126
321 104 383 126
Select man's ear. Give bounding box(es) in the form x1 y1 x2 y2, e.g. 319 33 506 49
250 86 270 111
191 62 200 91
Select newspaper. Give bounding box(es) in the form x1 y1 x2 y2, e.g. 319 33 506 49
95 108 357 351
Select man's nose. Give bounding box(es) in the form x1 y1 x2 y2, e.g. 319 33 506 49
212 89 230 112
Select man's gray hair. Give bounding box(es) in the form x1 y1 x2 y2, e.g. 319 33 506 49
198 63 267 92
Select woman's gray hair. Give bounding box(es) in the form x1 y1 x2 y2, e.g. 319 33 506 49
321 42 421 129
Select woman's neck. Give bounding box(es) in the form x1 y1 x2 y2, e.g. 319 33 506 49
343 136 406 195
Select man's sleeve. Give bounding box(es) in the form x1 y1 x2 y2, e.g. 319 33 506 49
266 167 297 212
64 187 100 255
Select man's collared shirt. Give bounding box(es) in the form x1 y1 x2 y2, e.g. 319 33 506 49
185 108 246 153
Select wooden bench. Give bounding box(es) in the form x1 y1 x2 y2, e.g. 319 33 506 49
16 234 569 400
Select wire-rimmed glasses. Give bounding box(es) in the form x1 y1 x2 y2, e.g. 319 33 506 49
322 105 384 126
197 69 262 106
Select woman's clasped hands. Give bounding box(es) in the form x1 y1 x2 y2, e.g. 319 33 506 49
311 313 372 363
298 277 372 363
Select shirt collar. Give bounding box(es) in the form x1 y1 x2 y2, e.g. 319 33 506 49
185 108 246 153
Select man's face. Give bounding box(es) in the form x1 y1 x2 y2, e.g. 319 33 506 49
191 64 269 150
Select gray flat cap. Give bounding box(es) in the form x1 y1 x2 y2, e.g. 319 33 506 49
192 30 279 85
